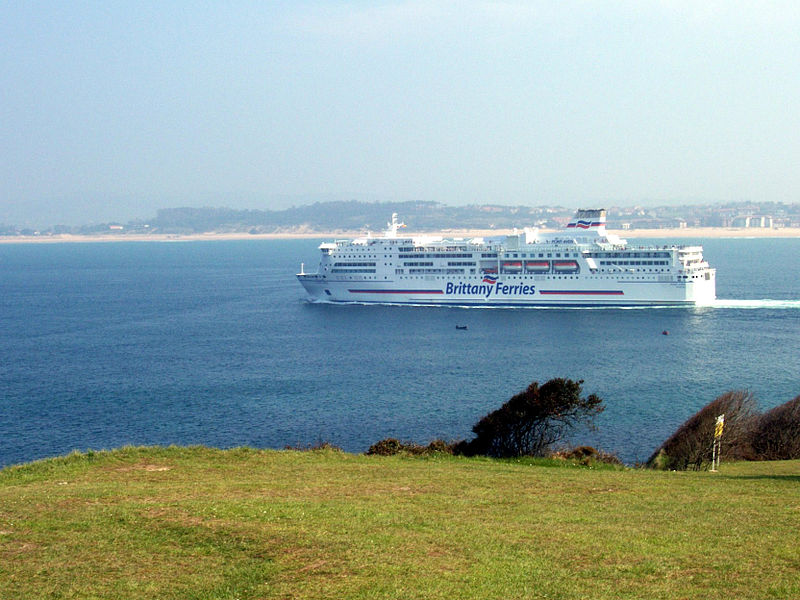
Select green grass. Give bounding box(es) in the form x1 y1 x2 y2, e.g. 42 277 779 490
1 446 798 599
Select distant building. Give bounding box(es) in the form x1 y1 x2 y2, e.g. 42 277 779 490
731 215 773 228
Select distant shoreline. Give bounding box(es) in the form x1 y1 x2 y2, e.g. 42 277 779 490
2 226 800 244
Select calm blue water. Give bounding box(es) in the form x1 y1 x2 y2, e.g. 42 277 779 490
1 238 798 467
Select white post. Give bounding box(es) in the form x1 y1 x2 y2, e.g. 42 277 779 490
710 414 724 472
711 438 718 472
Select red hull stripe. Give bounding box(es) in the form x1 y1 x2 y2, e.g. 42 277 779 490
539 290 624 295
349 289 444 294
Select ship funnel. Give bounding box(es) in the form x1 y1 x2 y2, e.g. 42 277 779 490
566 208 606 234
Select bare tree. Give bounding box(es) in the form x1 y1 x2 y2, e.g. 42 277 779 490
750 395 800 460
648 390 757 470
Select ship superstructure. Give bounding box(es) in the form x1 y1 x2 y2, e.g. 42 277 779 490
297 209 716 306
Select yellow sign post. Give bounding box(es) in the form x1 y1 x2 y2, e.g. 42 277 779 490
711 414 724 472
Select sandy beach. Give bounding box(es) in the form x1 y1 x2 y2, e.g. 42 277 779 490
2 226 799 244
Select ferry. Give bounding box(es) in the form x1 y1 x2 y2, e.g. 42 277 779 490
297 209 716 306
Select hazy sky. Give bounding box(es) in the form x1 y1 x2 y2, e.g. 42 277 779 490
2 1 799 226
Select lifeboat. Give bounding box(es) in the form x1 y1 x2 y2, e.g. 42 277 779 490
524 260 550 272
553 260 579 272
502 261 523 272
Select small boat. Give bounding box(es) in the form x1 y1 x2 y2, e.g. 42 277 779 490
456 325 468 330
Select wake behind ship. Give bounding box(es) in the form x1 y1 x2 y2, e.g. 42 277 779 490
297 209 716 306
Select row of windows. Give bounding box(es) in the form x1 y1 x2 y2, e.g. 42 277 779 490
332 250 673 260
395 251 580 259
393 274 672 281
398 253 474 259
588 252 671 258
323 272 689 282
332 262 376 267
597 268 669 273
331 265 671 275
448 261 476 266
408 268 466 274
507 253 580 258
600 260 668 266
403 261 433 267
332 249 673 259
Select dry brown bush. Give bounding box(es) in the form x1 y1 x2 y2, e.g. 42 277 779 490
366 438 455 456
647 390 757 470
749 395 800 460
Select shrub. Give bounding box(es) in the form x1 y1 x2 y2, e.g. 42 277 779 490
647 390 757 470
458 378 604 458
749 395 800 460
367 438 405 456
553 446 623 466
424 439 455 455
367 438 455 456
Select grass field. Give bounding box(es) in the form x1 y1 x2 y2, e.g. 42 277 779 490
1 446 798 599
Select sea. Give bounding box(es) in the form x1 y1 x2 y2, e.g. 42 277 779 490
1 237 799 468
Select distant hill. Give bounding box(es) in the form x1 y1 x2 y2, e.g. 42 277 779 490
142 201 571 234
134 200 800 234
4 199 799 236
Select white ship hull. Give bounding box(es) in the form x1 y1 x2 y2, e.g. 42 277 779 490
297 210 716 307
298 274 715 306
